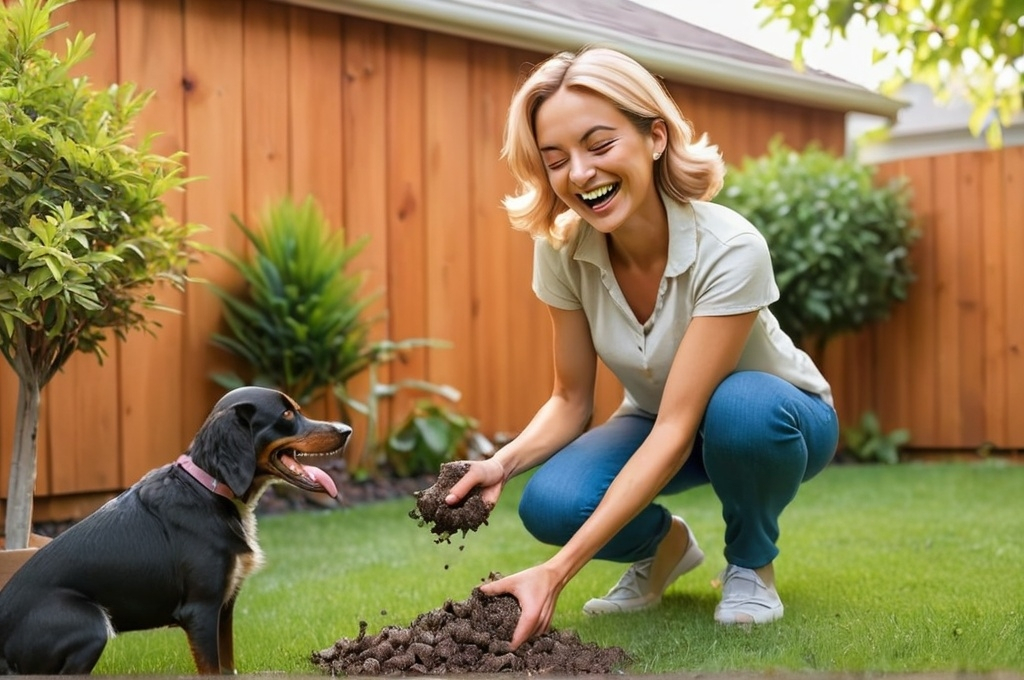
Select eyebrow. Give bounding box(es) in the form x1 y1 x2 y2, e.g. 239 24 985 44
539 124 617 153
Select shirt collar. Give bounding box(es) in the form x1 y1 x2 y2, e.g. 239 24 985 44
571 193 697 277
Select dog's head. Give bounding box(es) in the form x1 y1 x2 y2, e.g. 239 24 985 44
188 387 352 502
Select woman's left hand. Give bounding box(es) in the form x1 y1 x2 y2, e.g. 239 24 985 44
478 562 565 649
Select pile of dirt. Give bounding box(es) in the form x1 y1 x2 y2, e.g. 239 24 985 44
408 461 493 543
313 462 632 675
311 584 631 675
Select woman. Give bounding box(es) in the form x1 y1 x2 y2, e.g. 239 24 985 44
445 46 839 648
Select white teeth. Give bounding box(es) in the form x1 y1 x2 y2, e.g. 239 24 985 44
580 184 614 202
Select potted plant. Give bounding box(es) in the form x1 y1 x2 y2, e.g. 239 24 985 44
0 0 199 564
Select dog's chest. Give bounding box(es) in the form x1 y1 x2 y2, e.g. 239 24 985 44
227 508 265 600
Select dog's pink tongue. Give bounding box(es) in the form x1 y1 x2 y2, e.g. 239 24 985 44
282 454 339 498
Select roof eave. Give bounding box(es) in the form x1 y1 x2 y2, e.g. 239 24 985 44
276 0 905 119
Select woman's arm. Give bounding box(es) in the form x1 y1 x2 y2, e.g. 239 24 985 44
446 305 598 505
483 310 758 647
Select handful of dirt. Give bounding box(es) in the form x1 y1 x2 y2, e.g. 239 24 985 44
311 582 631 675
409 461 493 543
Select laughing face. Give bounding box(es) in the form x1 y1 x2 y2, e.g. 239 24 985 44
534 86 666 234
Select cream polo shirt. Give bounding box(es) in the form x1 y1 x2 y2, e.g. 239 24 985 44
532 198 834 416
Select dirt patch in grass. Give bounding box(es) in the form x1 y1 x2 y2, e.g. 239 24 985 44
310 583 631 675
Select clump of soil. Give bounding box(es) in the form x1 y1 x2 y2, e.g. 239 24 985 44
409 461 493 543
311 582 631 675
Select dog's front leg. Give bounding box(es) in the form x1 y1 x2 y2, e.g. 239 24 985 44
180 601 226 674
218 596 237 674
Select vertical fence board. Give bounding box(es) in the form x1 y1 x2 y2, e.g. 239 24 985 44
288 6 344 228
1003 148 1024 445
242 0 292 225
339 17 389 455
116 0 188 482
468 43 515 432
181 0 247 435
423 34 473 396
900 156 940 446
385 26 428 428
980 150 1008 446
954 153 986 447
931 155 963 444
871 161 913 434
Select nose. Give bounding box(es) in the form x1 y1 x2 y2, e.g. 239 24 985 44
568 153 595 187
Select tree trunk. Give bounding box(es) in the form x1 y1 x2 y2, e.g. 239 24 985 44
4 369 41 551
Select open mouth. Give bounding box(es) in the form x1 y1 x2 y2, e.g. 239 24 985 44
578 182 619 210
269 441 346 498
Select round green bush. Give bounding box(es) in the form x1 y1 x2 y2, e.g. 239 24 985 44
714 139 918 351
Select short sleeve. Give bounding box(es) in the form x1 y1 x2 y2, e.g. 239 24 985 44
532 239 583 310
692 231 779 316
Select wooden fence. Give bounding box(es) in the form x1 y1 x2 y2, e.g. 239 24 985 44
822 147 1024 452
17 0 997 526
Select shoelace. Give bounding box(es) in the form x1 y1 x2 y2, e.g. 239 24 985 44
717 565 766 601
606 557 655 598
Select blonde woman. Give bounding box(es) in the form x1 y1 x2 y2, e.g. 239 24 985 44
446 47 838 647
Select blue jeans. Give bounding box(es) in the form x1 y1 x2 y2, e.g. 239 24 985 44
518 371 839 569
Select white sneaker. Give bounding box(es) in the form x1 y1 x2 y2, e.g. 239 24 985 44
713 564 784 624
583 518 704 615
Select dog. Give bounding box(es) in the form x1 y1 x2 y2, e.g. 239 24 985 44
0 386 351 675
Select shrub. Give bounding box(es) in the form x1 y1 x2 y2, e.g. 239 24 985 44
714 138 918 353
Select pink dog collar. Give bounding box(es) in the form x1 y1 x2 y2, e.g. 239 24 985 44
176 455 235 500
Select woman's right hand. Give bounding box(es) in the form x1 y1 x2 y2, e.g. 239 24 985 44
445 458 506 508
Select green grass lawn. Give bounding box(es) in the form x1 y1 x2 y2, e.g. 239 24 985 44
96 461 1024 675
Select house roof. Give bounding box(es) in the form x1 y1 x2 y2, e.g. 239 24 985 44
278 0 904 119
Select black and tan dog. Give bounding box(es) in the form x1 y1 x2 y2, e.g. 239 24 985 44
0 386 351 675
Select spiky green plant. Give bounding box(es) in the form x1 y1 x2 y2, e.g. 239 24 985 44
207 195 375 406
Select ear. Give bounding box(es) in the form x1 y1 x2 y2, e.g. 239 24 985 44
191 404 257 497
651 118 668 157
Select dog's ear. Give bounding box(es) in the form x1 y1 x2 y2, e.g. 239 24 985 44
218 403 259 497
190 403 258 497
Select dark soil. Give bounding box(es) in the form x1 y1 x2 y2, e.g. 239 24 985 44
311 580 631 675
408 461 494 543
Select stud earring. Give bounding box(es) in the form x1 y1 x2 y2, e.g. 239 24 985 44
653 151 662 161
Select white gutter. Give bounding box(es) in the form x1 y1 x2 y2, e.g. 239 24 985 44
276 0 905 119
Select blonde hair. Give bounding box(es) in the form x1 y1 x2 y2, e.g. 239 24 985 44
502 47 725 248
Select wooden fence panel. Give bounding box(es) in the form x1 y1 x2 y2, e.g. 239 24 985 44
832 148 1024 452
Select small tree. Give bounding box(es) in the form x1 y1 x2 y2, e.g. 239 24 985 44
713 138 918 356
0 0 199 549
